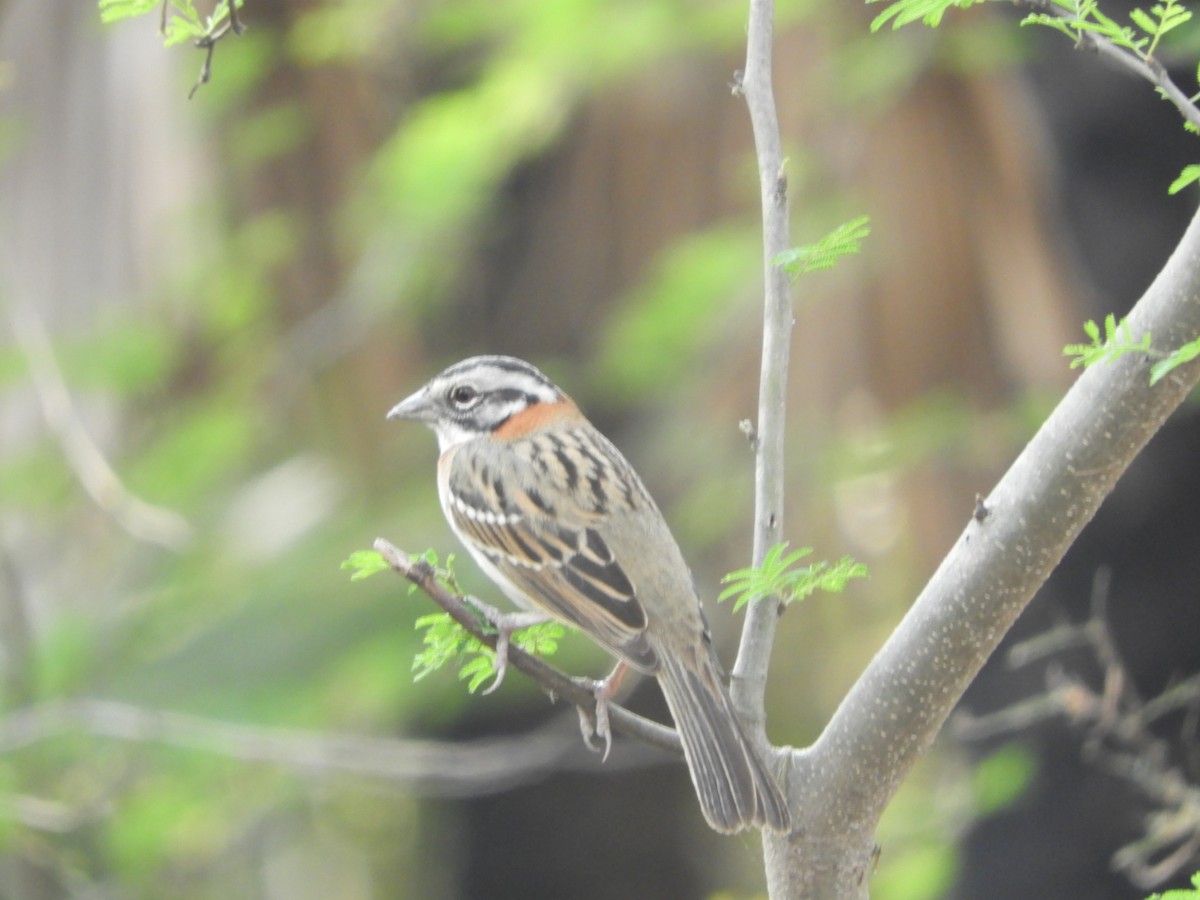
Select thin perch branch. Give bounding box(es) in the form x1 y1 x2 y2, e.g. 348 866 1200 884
372 539 683 758
732 0 793 726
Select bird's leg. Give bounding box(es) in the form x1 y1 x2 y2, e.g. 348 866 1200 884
575 661 629 762
462 596 549 694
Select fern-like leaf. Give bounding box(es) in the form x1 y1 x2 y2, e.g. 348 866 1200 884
97 0 161 23
1169 164 1200 194
341 550 390 581
413 613 565 692
774 215 871 279
413 613 487 684
1150 335 1200 384
719 542 867 612
1145 871 1200 899
867 0 987 31
1063 314 1151 369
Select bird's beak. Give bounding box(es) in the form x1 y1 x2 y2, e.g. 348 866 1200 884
387 387 438 423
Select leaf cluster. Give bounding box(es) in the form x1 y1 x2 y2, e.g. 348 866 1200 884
342 548 564 693
413 615 565 693
1058 315 1200 384
1062 314 1152 369
1020 0 1192 61
718 543 868 612
341 547 457 593
869 0 1192 60
98 0 243 47
774 215 872 279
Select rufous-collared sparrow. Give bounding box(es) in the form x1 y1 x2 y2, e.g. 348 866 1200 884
388 355 790 834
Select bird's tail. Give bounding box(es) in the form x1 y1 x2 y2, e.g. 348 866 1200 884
655 650 791 834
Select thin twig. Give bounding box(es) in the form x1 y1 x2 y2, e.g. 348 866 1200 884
732 0 793 724
5 302 193 551
228 0 244 35
189 19 233 100
188 1 247 99
372 539 683 758
0 698 669 802
957 594 1200 889
1024 0 1200 131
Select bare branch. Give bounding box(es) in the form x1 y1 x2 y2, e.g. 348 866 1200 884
956 583 1200 889
187 2 247 99
0 698 669 801
4 301 193 551
732 0 792 723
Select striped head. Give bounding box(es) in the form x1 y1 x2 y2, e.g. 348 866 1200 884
387 356 567 451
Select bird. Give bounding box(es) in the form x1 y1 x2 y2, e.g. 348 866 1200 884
388 354 791 834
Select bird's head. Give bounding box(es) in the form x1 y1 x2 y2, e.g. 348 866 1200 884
388 355 567 451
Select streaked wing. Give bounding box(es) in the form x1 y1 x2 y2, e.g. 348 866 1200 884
445 445 656 669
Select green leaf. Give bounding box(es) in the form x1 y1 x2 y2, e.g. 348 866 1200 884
98 0 161 24
98 0 244 48
719 542 867 612
1130 0 1194 57
867 0 988 32
1130 7 1159 34
1150 335 1200 383
1169 164 1200 194
512 621 566 657
775 215 871 279
972 745 1035 815
340 550 390 581
459 654 498 693
410 612 563 693
1020 13 1085 41
1062 314 1151 369
1145 871 1200 899
412 613 485 683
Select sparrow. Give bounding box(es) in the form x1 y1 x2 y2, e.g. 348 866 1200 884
388 355 790 834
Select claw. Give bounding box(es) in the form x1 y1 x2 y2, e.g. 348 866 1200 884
576 703 609 758
575 662 629 762
461 598 548 695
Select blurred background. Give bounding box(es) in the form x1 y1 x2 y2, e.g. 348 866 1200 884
1 0 1199 897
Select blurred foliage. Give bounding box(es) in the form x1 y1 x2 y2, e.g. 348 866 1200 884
873 744 1031 900
970 743 1035 815
594 224 761 396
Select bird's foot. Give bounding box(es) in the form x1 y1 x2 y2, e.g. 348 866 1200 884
462 597 549 695
574 662 629 762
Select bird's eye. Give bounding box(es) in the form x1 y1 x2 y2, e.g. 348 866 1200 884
448 384 479 408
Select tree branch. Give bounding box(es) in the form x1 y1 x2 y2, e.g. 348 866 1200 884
778 199 1200 896
372 539 683 758
732 0 792 730
1025 0 1200 131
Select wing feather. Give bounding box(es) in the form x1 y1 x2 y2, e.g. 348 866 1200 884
445 448 655 669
